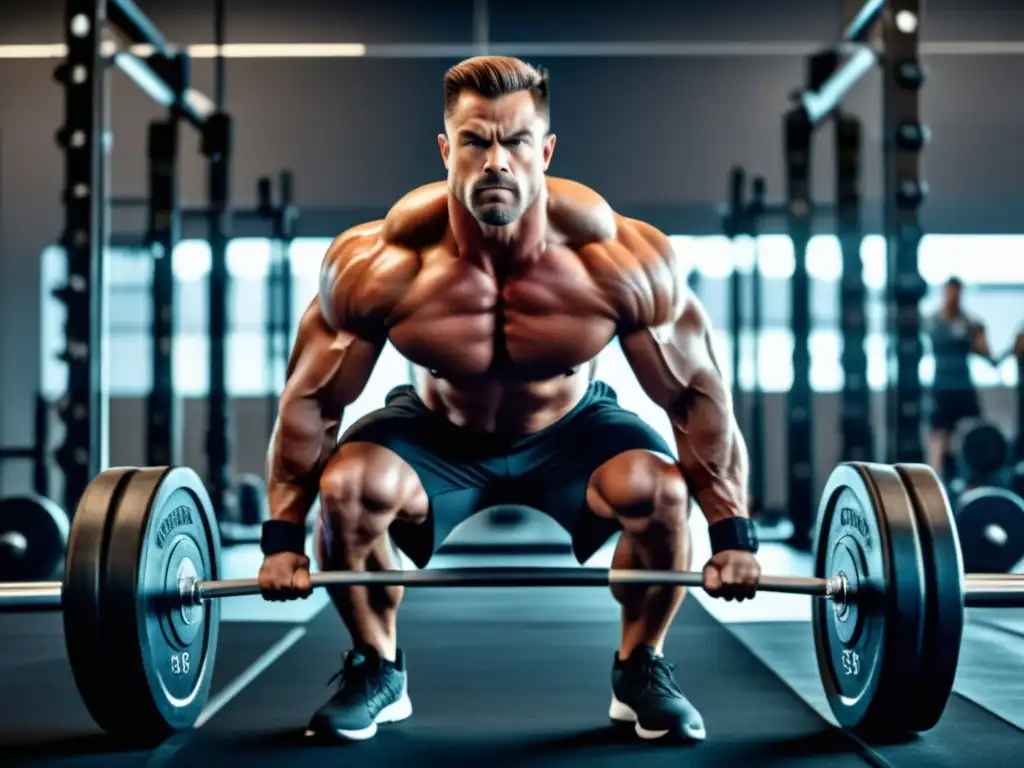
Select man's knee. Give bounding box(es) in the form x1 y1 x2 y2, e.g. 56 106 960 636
588 449 689 537
318 442 426 547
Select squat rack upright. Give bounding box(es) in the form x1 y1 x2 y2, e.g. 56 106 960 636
56 0 217 514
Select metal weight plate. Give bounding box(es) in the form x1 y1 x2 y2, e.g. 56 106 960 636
812 462 927 736
63 467 139 737
64 466 221 741
893 463 965 732
954 419 1008 482
0 494 70 580
955 487 1024 573
1010 461 1024 501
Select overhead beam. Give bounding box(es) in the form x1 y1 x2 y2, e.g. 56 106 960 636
105 0 213 127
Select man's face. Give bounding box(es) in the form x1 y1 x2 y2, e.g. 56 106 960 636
439 90 556 226
944 281 962 306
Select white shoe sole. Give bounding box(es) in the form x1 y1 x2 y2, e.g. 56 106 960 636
305 688 413 741
609 696 706 741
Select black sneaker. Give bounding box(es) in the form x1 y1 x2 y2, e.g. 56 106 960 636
306 647 412 741
609 645 705 741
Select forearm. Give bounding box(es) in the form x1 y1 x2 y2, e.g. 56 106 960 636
668 374 749 525
266 396 340 525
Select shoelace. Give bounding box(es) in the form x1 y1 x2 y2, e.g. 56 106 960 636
326 651 377 694
639 656 683 699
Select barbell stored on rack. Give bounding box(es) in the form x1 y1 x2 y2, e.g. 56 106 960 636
0 461 1019 743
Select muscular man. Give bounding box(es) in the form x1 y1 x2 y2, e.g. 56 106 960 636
259 56 758 744
924 276 999 479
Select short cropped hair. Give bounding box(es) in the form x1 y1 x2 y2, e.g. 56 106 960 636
443 56 550 122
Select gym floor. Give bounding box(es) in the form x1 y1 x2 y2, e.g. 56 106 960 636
2 512 1023 766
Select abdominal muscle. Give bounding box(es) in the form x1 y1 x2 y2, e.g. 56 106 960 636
411 364 592 436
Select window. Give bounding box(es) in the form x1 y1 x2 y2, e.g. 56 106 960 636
40 234 1024 399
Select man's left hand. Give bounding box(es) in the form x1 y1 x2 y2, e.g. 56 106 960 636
702 550 761 601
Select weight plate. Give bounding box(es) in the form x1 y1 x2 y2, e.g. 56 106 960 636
0 494 69 580
955 487 1024 573
236 474 268 526
954 419 1008 480
63 467 139 738
110 466 221 738
894 463 965 733
1010 461 1024 500
66 466 221 741
813 462 927 736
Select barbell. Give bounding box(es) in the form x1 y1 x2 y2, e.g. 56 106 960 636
0 461 1020 743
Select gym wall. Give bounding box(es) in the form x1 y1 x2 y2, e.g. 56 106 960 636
1 0 1023 504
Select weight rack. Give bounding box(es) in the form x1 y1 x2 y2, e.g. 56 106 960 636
0 395 52 499
882 0 928 464
55 0 218 513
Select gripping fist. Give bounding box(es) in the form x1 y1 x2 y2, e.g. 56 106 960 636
702 550 760 601
258 552 313 601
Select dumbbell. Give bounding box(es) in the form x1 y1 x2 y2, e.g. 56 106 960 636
0 495 69 581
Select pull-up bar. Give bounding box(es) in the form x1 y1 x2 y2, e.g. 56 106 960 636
800 45 877 126
105 0 213 128
842 0 886 42
797 0 887 126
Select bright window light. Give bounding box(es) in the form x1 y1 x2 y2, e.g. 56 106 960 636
227 238 271 280
756 235 795 279
806 235 843 281
173 240 211 282
692 236 735 279
860 235 887 290
289 238 332 277
756 329 795 392
809 330 842 392
731 235 756 275
919 234 1024 285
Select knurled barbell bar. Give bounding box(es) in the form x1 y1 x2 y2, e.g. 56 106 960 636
0 461 1019 743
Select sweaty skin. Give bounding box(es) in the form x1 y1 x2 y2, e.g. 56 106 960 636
266 176 748 536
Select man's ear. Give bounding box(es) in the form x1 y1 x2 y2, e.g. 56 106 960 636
542 133 557 171
438 134 451 168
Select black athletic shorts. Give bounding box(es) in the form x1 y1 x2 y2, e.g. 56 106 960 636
336 381 675 568
928 387 981 433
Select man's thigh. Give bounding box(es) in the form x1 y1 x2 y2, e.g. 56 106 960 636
337 385 501 568
510 382 676 563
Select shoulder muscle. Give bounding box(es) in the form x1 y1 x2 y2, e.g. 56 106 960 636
547 177 617 246
318 221 420 336
584 216 686 329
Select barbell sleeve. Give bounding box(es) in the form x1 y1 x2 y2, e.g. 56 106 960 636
963 577 1024 607
0 581 63 612
192 567 836 603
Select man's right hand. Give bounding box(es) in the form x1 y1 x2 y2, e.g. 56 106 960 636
258 552 314 601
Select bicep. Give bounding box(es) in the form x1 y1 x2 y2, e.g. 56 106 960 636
283 299 383 414
619 295 723 410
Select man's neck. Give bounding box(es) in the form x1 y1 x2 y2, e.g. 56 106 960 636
448 188 548 271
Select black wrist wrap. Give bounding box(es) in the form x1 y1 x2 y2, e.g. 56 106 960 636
708 516 759 554
260 519 306 556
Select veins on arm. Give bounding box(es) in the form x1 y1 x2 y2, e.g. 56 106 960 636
612 218 750 523
267 227 419 520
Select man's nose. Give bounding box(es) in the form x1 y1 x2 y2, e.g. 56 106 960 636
482 143 511 175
